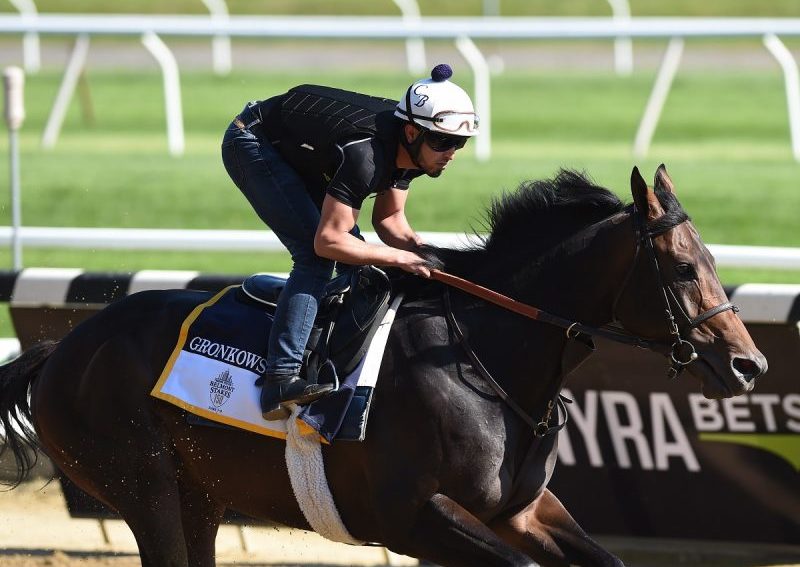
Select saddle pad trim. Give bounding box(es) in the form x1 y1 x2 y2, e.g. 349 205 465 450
149 286 316 440
152 285 233 393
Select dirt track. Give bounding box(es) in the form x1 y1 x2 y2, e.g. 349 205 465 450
2 480 800 567
0 480 415 566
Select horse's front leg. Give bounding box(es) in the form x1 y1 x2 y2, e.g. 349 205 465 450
385 493 538 567
490 489 624 567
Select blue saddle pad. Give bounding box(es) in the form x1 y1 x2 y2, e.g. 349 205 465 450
169 284 373 442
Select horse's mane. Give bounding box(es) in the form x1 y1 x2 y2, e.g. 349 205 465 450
420 169 626 284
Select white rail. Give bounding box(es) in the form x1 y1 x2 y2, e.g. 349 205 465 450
3 15 800 161
0 226 797 270
5 15 800 38
0 337 20 361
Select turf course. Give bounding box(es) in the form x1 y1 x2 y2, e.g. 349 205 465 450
0 67 797 284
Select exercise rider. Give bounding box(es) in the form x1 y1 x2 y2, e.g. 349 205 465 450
220 64 479 420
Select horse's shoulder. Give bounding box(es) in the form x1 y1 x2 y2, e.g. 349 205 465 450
387 297 450 357
387 298 497 413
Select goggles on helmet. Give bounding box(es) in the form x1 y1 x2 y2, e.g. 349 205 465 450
424 131 468 152
431 111 479 134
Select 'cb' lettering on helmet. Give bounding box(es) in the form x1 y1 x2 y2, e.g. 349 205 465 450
412 84 429 107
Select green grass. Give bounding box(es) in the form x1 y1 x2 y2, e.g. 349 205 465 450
0 67 797 338
1 69 798 243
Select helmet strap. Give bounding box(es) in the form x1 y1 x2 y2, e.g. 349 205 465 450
400 124 426 169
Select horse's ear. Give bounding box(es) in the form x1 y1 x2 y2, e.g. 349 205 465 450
631 166 649 212
630 166 665 221
654 164 676 193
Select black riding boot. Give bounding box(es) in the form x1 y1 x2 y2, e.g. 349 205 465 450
260 374 334 421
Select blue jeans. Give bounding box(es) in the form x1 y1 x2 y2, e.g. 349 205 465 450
221 103 349 377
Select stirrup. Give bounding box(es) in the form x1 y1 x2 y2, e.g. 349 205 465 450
262 403 291 421
260 376 333 420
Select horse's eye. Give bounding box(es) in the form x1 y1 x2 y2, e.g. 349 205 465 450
675 263 696 279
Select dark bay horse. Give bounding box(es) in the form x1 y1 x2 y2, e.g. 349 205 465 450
0 166 766 567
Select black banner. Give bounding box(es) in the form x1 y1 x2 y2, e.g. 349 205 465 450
550 324 799 544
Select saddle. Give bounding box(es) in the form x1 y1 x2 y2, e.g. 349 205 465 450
239 265 392 388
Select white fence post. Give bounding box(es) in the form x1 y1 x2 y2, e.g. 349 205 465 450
606 0 633 76
200 0 232 75
3 66 25 270
763 34 800 162
41 33 90 150
392 0 426 75
141 32 185 157
455 36 490 162
633 37 683 159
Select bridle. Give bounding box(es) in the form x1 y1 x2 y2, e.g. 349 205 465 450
626 204 739 379
435 202 739 434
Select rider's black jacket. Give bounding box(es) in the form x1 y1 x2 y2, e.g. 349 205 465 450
255 84 422 210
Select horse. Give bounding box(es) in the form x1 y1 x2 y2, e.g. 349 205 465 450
0 165 766 567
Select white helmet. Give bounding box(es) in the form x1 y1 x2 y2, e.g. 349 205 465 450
395 64 479 137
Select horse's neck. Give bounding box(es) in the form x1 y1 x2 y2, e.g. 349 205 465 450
451 212 636 419
523 211 636 327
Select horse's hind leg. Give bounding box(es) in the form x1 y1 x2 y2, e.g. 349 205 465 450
178 479 226 567
34 337 192 566
49 413 192 566
69 416 193 566
490 489 624 567
104 452 225 567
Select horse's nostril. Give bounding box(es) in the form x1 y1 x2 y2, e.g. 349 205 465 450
732 357 762 382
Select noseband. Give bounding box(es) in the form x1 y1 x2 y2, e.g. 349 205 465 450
630 206 739 379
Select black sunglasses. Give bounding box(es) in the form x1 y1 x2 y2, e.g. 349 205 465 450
424 131 468 152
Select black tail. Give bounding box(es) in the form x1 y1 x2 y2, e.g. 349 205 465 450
0 340 59 488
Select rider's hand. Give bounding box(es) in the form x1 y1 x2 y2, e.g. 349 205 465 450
395 250 431 278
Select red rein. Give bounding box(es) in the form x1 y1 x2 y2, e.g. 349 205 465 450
430 269 543 322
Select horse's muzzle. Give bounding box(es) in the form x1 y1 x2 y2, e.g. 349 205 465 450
731 353 768 384
687 346 767 399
